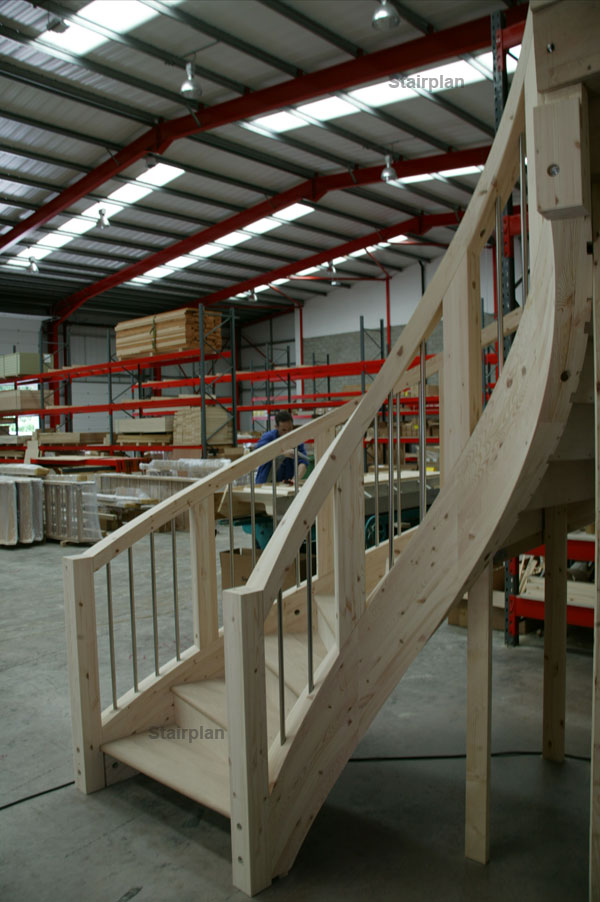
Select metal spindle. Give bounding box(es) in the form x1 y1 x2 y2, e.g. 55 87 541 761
373 417 380 545
272 453 278 532
150 532 159 676
171 520 180 661
495 196 504 374
277 588 286 744
228 483 235 588
519 132 528 306
306 529 314 693
106 563 117 709
418 341 427 523
295 447 301 586
395 392 402 537
250 470 257 569
128 547 138 692
387 393 394 569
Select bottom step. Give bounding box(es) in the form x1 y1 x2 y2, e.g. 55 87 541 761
102 729 231 817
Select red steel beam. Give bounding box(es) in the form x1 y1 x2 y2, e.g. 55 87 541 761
54 147 483 321
0 8 526 257
191 211 464 308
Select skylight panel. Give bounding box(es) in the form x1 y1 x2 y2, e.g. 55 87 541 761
506 44 521 74
276 203 313 221
108 183 152 204
388 235 408 243
254 285 269 293
40 0 164 56
36 232 74 250
350 80 416 107
83 201 124 221
245 217 279 235
247 112 300 134
138 163 184 188
272 278 289 285
57 216 96 236
297 266 321 275
437 165 483 178
41 23 105 55
168 255 198 269
296 97 356 122
144 266 174 280
189 244 224 258
130 276 153 284
348 248 369 257
79 0 157 32
217 231 252 247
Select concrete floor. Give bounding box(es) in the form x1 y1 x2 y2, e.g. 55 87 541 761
0 536 593 901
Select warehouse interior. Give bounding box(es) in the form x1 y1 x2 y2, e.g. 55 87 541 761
0 0 598 899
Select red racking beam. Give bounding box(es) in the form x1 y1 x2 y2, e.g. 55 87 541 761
1 9 525 258
53 150 485 321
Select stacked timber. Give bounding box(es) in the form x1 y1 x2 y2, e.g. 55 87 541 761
0 389 52 412
38 431 106 445
173 405 232 446
115 416 173 445
114 309 221 359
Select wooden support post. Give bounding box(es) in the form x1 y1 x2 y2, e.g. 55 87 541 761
542 505 567 763
315 427 335 581
223 587 271 896
190 497 218 648
333 445 365 646
443 252 492 861
63 555 105 793
465 563 493 863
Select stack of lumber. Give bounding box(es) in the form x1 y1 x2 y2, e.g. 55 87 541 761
0 435 26 460
114 309 221 359
96 473 196 531
0 476 44 545
38 431 106 445
115 415 173 445
0 389 52 412
173 405 232 446
0 352 42 378
0 462 49 477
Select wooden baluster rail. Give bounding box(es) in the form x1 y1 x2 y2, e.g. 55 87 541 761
333 444 366 647
190 496 219 648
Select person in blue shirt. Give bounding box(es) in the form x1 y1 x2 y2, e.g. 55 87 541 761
255 410 309 485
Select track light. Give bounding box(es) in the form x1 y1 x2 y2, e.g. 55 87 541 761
180 61 200 96
27 257 39 274
372 0 400 31
98 208 110 229
381 154 396 183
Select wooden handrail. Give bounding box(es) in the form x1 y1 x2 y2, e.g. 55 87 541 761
248 20 529 614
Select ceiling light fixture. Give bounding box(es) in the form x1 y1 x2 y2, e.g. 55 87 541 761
248 289 258 303
329 263 341 288
180 61 200 96
27 257 39 274
381 154 396 183
372 0 400 31
98 208 110 229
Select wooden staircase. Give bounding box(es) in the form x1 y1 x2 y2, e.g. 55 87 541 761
63 4 600 897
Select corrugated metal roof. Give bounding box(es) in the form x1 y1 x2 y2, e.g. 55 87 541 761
0 0 516 324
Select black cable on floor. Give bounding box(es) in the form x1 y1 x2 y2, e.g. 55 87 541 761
0 780 75 811
349 751 591 763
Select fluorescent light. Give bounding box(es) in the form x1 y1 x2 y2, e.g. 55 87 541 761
276 203 313 221
296 96 356 122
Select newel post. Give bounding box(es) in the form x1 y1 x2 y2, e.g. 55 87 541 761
223 586 271 895
63 555 105 792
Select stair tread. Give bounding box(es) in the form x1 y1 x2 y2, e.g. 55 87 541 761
102 730 230 817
